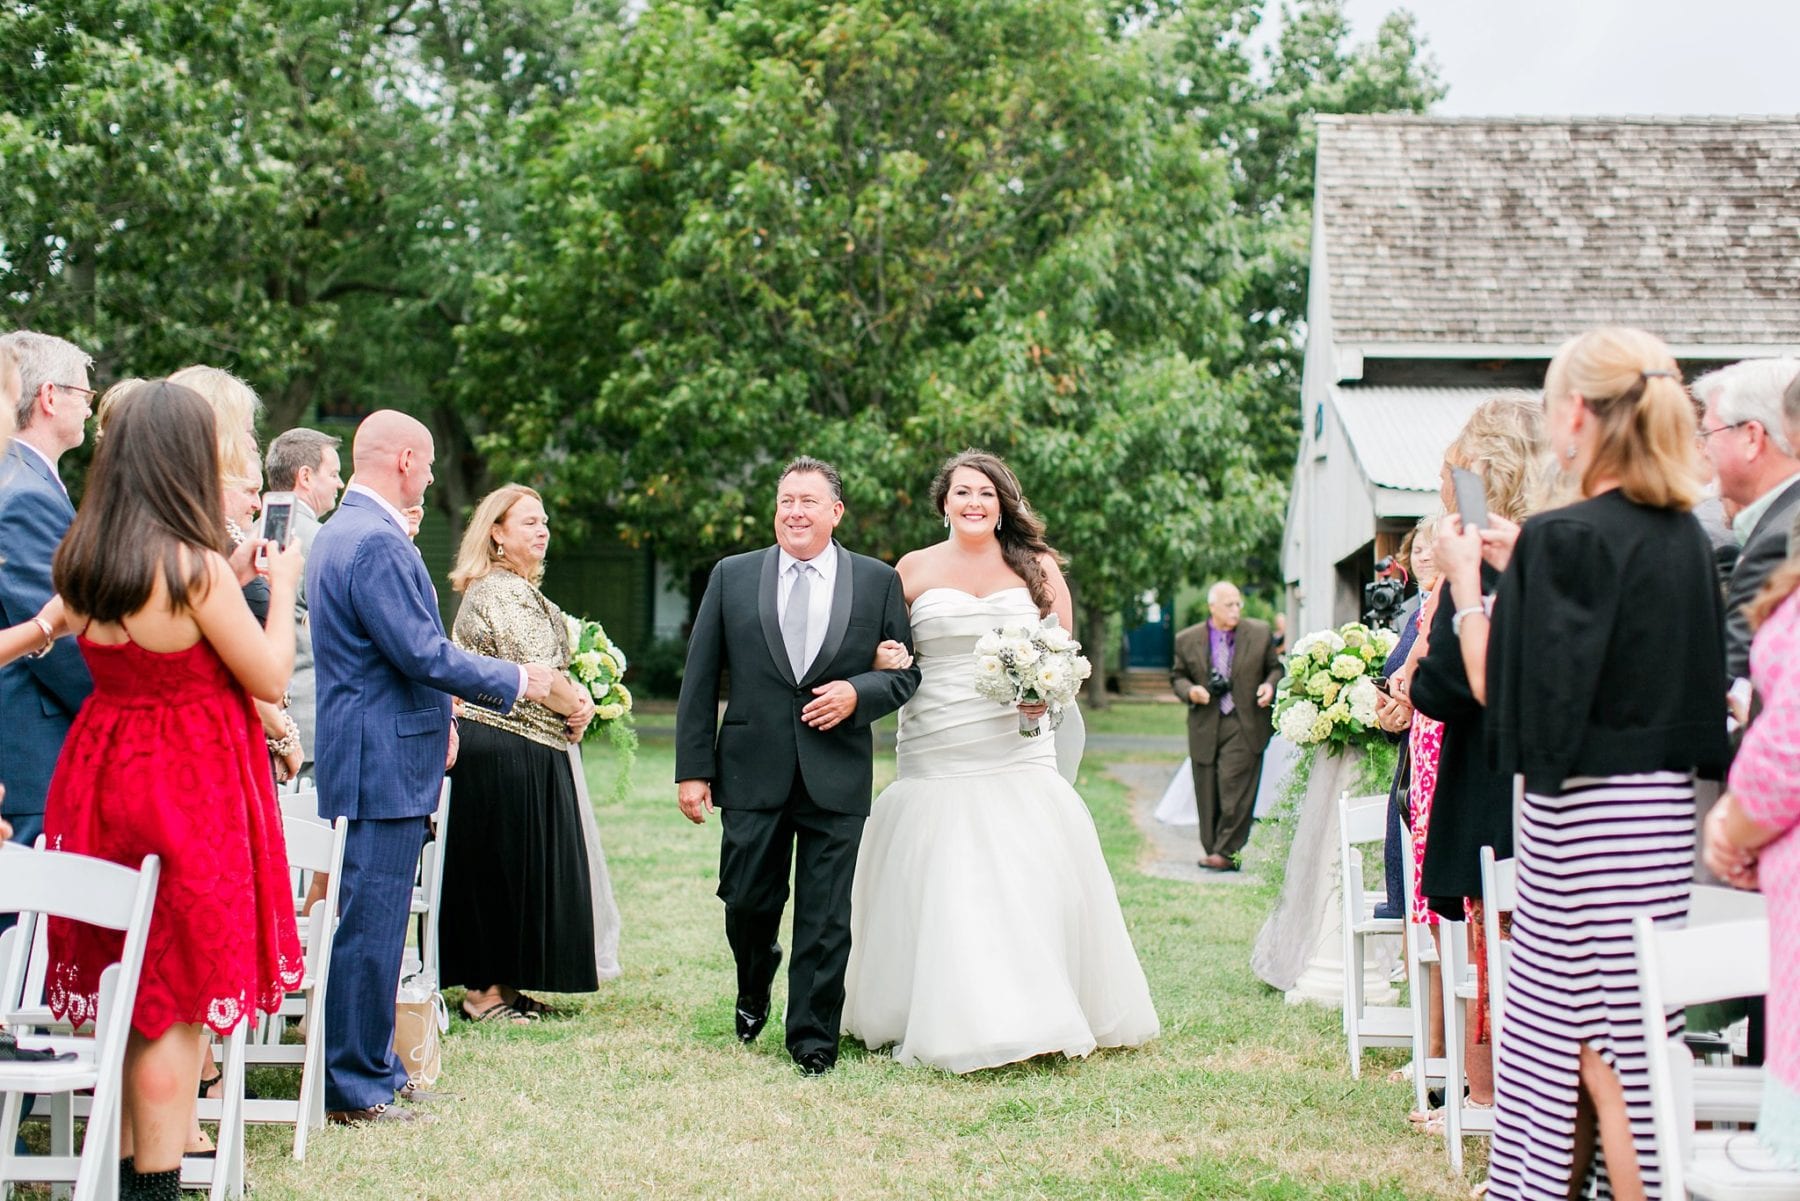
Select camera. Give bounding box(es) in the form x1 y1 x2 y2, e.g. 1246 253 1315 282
1206 669 1230 699
1363 577 1408 631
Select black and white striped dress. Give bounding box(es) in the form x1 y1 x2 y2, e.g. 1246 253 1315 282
1485 772 1694 1201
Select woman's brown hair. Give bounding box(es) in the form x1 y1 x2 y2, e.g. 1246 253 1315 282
1544 327 1701 511
929 450 1065 615
1748 558 1800 630
53 381 229 621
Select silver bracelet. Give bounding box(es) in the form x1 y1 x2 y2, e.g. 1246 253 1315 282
25 616 56 659
266 712 302 758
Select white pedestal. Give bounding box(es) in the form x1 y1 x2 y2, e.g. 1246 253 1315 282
1283 876 1399 1008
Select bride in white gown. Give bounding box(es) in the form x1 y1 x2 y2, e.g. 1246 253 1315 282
842 451 1159 1073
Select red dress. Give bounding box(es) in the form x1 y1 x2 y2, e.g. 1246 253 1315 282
44 633 303 1038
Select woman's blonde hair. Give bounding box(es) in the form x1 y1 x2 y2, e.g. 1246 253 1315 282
450 484 546 593
93 378 147 440
167 364 262 490
1544 327 1700 511
1444 393 1552 522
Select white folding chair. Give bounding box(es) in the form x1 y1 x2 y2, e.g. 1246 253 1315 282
0 848 160 1201
195 814 347 1162
1478 847 1515 1060
1436 915 1495 1172
1399 833 1449 1119
402 778 453 981
1338 792 1408 1077
1634 913 1800 1200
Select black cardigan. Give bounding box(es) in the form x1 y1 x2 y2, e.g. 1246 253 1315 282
1487 490 1728 796
1411 566 1511 918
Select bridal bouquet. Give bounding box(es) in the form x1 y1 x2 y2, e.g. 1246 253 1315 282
972 616 1092 737
1272 622 1398 752
564 615 638 755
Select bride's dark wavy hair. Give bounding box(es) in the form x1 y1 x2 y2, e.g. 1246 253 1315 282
929 449 1065 615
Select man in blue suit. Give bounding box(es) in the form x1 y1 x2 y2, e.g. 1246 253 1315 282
0 330 95 853
308 409 557 1124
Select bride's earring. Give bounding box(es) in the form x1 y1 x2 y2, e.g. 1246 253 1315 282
942 513 949 529
994 514 1002 532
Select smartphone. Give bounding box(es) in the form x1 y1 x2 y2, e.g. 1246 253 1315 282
1373 676 1391 694
258 492 295 570
1450 466 1488 532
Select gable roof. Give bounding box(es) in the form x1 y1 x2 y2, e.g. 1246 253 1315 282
1316 115 1800 351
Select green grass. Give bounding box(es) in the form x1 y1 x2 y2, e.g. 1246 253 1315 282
1078 700 1188 739
232 737 1474 1200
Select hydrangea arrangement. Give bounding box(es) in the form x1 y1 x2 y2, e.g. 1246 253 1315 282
971 615 1093 737
1271 622 1400 751
565 614 638 754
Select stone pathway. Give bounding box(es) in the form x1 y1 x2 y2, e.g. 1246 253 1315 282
1106 759 1263 888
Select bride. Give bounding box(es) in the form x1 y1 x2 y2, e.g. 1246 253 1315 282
842 450 1159 1073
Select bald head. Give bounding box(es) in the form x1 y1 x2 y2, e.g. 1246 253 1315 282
1207 581 1243 631
350 409 436 509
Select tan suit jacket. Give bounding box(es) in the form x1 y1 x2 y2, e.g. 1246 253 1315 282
1171 618 1282 764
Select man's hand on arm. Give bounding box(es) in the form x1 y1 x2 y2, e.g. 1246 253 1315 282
522 662 555 702
802 680 859 730
678 779 714 824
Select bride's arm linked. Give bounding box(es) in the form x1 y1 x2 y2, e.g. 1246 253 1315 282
807 567 920 732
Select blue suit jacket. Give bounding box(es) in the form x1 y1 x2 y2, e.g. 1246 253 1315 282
0 442 93 816
306 490 520 821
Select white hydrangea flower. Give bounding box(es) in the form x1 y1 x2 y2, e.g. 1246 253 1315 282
1038 624 1074 650
1278 699 1321 744
574 649 604 678
1329 653 1365 681
565 614 583 652
1347 678 1379 726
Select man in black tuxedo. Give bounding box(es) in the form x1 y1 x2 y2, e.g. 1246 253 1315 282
675 457 920 1075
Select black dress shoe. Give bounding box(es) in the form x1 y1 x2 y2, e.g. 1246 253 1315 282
327 1103 433 1125
735 946 781 1043
795 1050 835 1076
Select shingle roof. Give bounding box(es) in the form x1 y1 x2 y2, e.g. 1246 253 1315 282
1332 386 1492 495
1316 115 1800 349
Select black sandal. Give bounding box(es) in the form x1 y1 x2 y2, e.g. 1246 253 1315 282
461 998 535 1024
198 1072 260 1100
510 993 560 1018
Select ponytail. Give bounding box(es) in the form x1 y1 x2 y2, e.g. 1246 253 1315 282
1548 328 1702 511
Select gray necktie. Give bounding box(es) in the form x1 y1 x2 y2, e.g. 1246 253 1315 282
783 562 813 677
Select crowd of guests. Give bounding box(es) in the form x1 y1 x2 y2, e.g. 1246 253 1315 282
0 330 617 1198
1363 327 1800 1200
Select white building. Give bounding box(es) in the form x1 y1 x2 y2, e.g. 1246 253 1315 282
1283 114 1800 637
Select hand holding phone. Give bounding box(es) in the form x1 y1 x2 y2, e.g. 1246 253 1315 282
257 492 295 571
1450 466 1488 532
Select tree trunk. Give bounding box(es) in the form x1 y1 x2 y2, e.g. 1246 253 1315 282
1083 603 1111 711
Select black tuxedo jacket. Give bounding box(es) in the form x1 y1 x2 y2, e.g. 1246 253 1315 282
1724 479 1800 680
675 542 920 815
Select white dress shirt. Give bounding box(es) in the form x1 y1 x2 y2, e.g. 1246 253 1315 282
777 544 837 673
346 483 528 702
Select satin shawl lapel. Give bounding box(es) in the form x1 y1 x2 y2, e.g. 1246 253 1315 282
757 546 797 687
799 542 854 689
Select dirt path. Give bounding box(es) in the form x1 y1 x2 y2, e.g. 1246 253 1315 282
1105 759 1263 888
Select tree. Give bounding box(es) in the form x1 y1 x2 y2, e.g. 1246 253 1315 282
458 0 1291 699
0 0 604 512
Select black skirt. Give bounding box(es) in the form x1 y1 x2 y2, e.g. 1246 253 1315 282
437 719 600 993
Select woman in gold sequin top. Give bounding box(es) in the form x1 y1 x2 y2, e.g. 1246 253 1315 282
437 485 621 1023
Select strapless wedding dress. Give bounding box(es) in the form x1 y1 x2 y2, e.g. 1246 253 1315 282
841 587 1159 1073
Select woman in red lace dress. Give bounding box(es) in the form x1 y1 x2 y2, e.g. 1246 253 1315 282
43 382 303 1199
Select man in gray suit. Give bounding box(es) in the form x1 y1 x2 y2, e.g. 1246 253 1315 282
1693 359 1800 682
265 428 344 778
1171 581 1282 871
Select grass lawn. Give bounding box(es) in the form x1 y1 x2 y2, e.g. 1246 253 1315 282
236 737 1476 1200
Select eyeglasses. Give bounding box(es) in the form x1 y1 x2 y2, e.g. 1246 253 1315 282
53 383 96 402
1697 420 1751 441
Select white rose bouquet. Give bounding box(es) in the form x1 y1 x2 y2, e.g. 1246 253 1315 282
1271 622 1399 752
564 614 638 757
971 615 1092 737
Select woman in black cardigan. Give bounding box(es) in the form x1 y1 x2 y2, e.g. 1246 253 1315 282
1437 327 1727 1201
1399 392 1548 1128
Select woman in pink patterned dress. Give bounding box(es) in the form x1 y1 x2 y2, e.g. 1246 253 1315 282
1703 554 1800 1163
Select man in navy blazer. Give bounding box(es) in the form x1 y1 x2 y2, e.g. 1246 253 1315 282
308 410 556 1124
0 330 94 851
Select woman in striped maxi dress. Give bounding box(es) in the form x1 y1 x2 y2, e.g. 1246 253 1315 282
1435 327 1728 1201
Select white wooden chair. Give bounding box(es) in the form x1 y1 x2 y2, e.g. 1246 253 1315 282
1338 792 1408 1077
402 778 453 981
1436 916 1494 1172
195 814 347 1162
0 848 160 1201
1478 847 1515 1060
1634 913 1800 1200
1399 836 1449 1120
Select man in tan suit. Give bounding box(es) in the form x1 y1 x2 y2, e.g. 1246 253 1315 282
1171 582 1283 871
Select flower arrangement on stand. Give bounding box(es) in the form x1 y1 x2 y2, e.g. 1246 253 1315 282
971 615 1092 736
1271 623 1399 753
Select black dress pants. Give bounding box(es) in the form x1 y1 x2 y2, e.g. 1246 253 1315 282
717 772 865 1062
